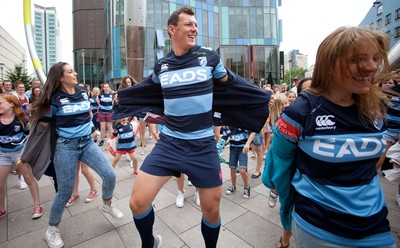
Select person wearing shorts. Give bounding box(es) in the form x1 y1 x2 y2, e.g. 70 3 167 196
97 84 114 146
128 7 229 248
224 127 255 199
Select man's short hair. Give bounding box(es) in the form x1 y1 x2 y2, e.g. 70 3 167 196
168 7 195 27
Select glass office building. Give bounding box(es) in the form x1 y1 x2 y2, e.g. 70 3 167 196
102 0 281 87
34 5 61 74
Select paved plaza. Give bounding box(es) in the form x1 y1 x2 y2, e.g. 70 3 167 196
1 135 399 248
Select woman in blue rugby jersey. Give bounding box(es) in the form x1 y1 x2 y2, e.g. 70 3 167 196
31 62 123 248
0 94 43 220
263 26 396 248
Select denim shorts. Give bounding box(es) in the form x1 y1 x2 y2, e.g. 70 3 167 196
0 150 22 166
229 146 248 169
140 133 222 188
252 132 263 146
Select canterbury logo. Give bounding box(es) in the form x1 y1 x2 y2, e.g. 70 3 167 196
315 115 335 126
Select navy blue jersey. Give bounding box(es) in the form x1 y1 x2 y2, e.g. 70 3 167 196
152 45 227 140
89 96 99 113
113 122 136 151
46 87 93 138
277 92 391 245
220 127 231 141
98 93 114 113
0 117 28 152
386 84 400 133
227 127 250 147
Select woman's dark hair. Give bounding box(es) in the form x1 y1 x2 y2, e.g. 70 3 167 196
297 77 312 96
32 62 68 120
119 75 137 90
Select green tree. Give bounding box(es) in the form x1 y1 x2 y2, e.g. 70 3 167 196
282 67 308 87
4 64 34 89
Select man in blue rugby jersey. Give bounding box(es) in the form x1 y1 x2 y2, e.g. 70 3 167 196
129 7 228 248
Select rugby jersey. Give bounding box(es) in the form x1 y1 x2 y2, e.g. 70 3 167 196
263 91 394 246
113 122 136 151
89 96 99 113
386 84 400 133
151 45 227 140
46 86 93 138
227 127 250 147
0 117 28 152
98 93 114 114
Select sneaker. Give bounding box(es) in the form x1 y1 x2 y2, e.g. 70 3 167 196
98 140 104 146
45 226 64 248
154 234 162 248
18 176 28 190
243 186 251 199
10 170 17 175
268 190 278 208
225 186 236 195
188 180 193 186
65 195 80 208
396 194 400 208
176 190 185 208
100 204 124 219
130 161 134 168
85 191 98 203
0 210 7 219
32 205 43 219
194 191 200 206
140 147 145 155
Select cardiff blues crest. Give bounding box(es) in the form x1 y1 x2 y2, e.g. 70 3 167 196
198 57 207 67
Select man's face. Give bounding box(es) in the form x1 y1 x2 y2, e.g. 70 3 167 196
169 13 198 51
32 80 41 87
3 81 12 92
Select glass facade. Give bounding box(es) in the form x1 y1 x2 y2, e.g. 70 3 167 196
34 5 60 74
103 0 280 86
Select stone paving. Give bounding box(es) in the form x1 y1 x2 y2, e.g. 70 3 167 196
1 135 399 248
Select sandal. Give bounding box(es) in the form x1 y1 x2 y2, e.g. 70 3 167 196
251 153 256 160
251 173 261 178
279 237 290 248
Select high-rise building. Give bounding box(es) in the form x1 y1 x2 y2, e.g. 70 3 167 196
0 26 27 81
73 0 282 88
359 1 400 69
34 4 61 74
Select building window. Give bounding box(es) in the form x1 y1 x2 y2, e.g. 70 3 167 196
377 5 383 15
385 13 391 25
377 19 382 30
396 8 400 21
369 22 374 29
395 27 400 39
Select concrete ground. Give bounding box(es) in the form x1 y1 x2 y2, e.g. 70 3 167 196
1 134 399 248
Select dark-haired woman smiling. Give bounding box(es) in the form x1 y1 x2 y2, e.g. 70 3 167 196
31 62 123 248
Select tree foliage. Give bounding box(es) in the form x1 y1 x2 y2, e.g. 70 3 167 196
4 64 34 89
281 67 308 87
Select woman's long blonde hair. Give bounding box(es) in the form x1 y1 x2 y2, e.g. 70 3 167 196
311 26 390 124
269 92 288 126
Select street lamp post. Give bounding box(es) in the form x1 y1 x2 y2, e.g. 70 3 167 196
0 63 4 81
81 49 86 84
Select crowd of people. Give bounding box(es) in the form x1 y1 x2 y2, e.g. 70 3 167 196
1 6 399 248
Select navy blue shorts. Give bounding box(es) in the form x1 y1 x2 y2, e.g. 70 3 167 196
141 133 222 188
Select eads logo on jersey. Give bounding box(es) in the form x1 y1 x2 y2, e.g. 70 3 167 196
315 115 336 130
